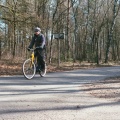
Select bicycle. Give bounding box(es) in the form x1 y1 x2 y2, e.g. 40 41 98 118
22 47 47 79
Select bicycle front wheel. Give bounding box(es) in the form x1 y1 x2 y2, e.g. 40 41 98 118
23 59 36 79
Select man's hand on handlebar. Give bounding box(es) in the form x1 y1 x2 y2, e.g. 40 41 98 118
36 46 43 49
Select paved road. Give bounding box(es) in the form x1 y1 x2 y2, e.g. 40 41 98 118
0 66 120 120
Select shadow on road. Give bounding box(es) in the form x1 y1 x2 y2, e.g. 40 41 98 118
0 100 119 115
0 66 120 116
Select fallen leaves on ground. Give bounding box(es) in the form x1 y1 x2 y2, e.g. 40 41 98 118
82 77 120 102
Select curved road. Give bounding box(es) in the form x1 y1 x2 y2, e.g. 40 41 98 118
0 66 120 120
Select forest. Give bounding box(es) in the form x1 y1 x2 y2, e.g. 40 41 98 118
0 0 120 67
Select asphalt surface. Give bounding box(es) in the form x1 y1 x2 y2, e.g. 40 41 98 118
0 66 120 120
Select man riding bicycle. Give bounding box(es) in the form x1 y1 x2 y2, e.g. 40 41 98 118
28 27 46 72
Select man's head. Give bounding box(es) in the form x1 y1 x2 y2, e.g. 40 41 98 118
34 27 41 35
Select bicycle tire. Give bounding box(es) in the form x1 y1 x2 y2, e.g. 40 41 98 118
39 64 47 77
23 59 36 79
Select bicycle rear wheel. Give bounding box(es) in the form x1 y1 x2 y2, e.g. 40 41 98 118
23 59 36 79
39 64 47 77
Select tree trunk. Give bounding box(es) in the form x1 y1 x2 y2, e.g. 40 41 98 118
105 0 120 63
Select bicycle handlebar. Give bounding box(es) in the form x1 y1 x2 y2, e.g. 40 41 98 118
27 46 42 51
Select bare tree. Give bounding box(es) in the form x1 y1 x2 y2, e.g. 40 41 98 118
105 0 120 63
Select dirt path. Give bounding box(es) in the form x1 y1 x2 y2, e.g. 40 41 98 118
0 60 120 103
82 77 120 102
0 66 120 120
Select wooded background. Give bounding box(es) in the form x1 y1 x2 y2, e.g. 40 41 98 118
0 0 120 66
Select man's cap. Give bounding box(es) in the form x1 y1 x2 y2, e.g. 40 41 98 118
34 27 41 32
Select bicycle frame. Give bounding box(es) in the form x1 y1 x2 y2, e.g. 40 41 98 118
29 46 42 65
31 51 35 64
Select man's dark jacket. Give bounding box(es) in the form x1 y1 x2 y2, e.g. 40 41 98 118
29 34 45 49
